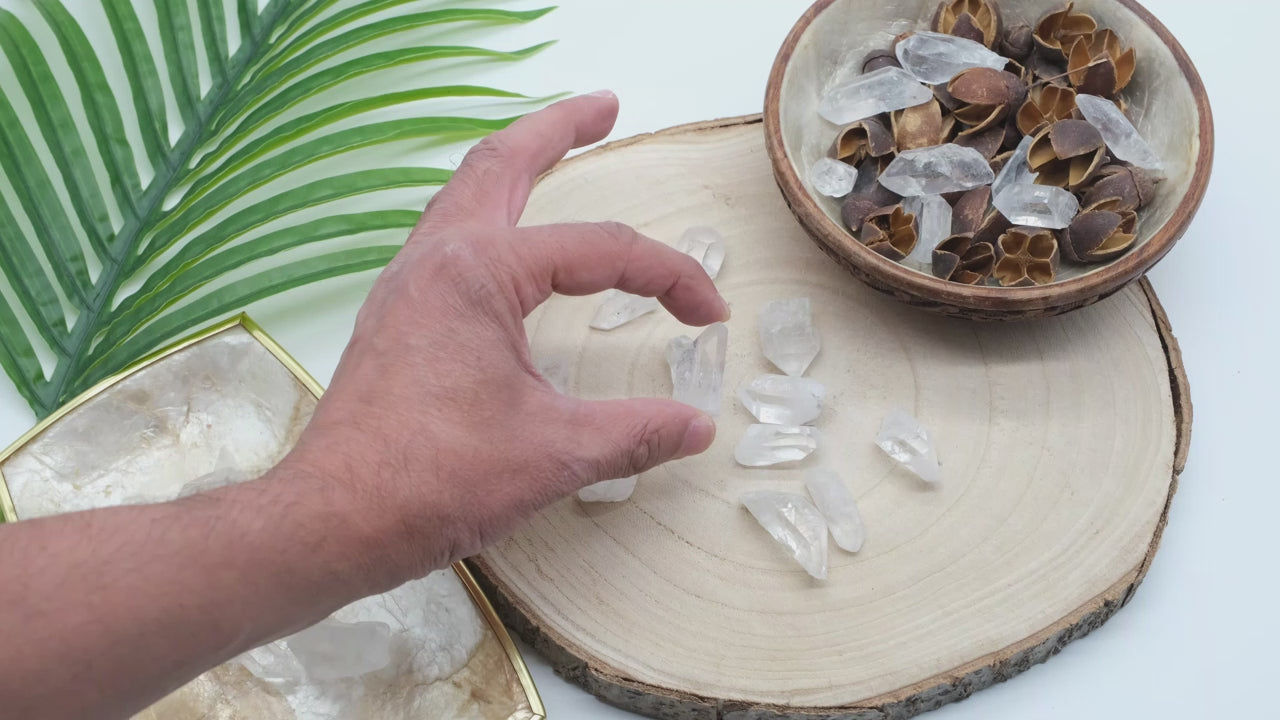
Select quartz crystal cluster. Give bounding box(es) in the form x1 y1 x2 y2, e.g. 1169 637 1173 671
818 0 1163 287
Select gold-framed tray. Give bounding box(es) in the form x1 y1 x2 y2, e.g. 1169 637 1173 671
470 115 1191 719
0 316 544 720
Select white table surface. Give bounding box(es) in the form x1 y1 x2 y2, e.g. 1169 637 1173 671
0 1 1274 718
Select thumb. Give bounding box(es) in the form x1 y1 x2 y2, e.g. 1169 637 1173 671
563 398 717 487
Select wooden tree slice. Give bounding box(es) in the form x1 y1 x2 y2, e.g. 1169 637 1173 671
470 116 1190 720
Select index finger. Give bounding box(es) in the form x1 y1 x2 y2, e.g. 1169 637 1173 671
424 92 620 227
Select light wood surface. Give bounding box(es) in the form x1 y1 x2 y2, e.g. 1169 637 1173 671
471 116 1189 719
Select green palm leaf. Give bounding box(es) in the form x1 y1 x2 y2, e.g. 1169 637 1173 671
0 0 556 419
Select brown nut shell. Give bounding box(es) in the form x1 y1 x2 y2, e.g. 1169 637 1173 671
834 117 895 165
950 187 993 235
1001 24 1034 61
1080 164 1155 212
933 234 996 284
974 208 1013 246
1061 208 1138 262
994 226 1060 286
955 123 1006 159
948 67 1022 107
1033 2 1097 58
1016 84 1078 136
861 205 919 262
892 99 946 151
1028 120 1108 189
841 194 880 234
862 49 901 73
932 0 1004 48
1067 29 1136 96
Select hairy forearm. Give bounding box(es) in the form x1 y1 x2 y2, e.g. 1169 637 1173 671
0 460 398 720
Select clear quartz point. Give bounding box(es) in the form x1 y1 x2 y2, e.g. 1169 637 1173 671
1075 94 1163 171
805 468 866 553
677 225 727 279
741 490 829 580
810 157 858 197
879 144 995 196
738 374 825 425
285 618 393 682
895 31 1009 84
992 183 1080 229
902 194 953 270
991 134 1038 199
578 475 638 503
875 409 942 484
818 66 934 125
666 322 728 415
590 289 659 330
735 424 821 467
758 298 821 377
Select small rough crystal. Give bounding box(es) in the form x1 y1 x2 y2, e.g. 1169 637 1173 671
740 491 829 579
677 226 727 279
879 144 995 196
993 182 1080 229
578 476 638 503
902 194 953 269
818 66 934 125
991 134 1038 199
758 298 821 377
667 322 728 415
1075 94 1163 171
804 469 866 553
738 374 825 425
590 290 659 330
285 618 393 682
810 157 858 198
895 30 1009 84
875 409 942 484
735 424 821 467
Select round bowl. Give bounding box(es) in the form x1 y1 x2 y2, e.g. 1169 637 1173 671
764 0 1213 320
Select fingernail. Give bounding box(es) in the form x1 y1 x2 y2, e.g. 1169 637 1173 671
586 89 616 99
678 415 717 458
717 296 732 321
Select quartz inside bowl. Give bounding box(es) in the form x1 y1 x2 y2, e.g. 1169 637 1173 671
773 0 1207 289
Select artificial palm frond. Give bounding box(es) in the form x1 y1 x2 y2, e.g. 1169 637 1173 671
0 0 556 418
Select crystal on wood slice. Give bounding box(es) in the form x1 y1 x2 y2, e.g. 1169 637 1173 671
667 322 729 415
590 290 660 330
758 298 821 377
804 468 866 553
735 424 821 467
578 475 638 503
738 374 825 425
741 490 829 580
677 225 728 279
875 409 942 484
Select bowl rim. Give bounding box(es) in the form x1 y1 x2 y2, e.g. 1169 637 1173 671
763 0 1215 313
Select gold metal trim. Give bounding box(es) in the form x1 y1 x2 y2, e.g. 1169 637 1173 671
0 314 545 718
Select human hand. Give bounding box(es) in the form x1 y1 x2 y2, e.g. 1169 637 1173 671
284 92 729 585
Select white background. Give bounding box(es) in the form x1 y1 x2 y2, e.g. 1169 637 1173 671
0 1 1275 718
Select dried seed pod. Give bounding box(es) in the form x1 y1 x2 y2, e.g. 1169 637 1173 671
931 0 1003 48
1005 57 1033 86
1080 164 1155 212
1067 29 1136 96
951 187 992 235
1034 2 1097 58
853 156 904 208
954 122 1005 158
948 68 1026 134
1001 24 1034 61
1026 50 1070 86
892 99 946 151
994 227 1060 286
933 83 963 112
1060 206 1137 262
834 117 895 165
933 234 996 284
974 207 1013 245
861 205 919 261
862 49 901 73
1016 84 1078 135
1000 116 1024 151
1027 119 1107 189
841 193 881 233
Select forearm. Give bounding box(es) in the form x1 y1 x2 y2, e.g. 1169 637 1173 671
0 460 398 720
